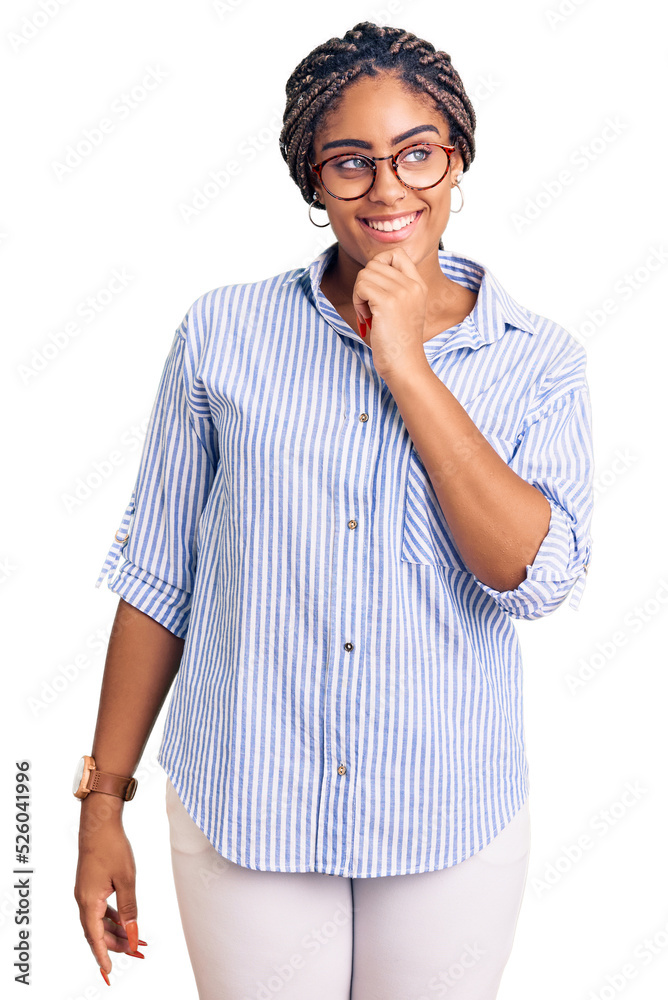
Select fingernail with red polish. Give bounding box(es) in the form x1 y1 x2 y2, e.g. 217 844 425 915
128 951 145 959
125 921 138 953
366 315 373 330
138 940 148 947
100 967 111 986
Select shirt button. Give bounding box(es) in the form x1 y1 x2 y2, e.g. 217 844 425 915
344 642 354 652
347 519 358 530
337 764 347 776
359 413 369 422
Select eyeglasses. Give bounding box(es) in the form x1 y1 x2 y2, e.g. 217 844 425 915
308 142 456 201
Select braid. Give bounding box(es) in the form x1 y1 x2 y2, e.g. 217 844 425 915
279 22 476 250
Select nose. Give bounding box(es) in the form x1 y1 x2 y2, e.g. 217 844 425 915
367 156 406 204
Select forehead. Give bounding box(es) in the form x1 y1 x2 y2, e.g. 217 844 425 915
313 71 448 148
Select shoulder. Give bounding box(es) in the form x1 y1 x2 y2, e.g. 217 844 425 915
193 262 306 315
520 304 589 392
445 248 589 384
481 252 588 383
177 262 307 348
512 301 591 422
458 249 591 417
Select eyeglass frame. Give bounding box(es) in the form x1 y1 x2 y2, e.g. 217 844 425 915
307 141 457 201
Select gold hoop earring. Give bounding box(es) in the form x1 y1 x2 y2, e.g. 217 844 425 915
308 193 331 228
450 178 464 214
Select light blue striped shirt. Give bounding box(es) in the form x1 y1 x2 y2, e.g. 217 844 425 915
96 241 594 877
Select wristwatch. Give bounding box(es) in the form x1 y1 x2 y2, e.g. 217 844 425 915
72 755 138 801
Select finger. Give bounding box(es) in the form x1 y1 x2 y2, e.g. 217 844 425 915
355 313 373 332
369 246 424 278
355 315 368 338
115 884 139 953
79 895 114 978
352 271 409 314
102 902 124 930
109 926 148 947
364 257 416 287
81 903 142 970
104 904 148 943
104 914 148 949
358 264 414 292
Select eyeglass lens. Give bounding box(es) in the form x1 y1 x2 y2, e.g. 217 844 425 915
320 144 450 199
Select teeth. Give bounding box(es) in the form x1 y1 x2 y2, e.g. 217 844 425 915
364 211 418 232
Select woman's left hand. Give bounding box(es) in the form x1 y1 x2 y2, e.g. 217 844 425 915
352 246 429 380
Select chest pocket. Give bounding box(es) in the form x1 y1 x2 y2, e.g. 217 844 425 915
400 429 521 572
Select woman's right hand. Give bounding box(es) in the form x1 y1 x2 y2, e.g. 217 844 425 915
74 795 146 985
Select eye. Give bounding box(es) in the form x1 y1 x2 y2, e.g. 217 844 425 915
401 145 432 163
331 155 371 172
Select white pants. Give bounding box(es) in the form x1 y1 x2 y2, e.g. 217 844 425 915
166 776 530 1000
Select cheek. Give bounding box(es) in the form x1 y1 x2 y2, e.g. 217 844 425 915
425 196 451 224
330 207 363 239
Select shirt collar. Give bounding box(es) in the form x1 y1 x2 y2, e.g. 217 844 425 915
281 241 536 356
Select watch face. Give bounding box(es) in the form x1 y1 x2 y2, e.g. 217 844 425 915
72 756 86 796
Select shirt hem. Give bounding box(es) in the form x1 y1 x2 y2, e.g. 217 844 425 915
160 754 529 878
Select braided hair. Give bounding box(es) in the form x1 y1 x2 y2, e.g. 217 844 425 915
279 22 476 252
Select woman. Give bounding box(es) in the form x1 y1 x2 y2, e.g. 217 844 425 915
74 21 594 999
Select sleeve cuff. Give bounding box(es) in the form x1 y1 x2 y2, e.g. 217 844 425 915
473 497 591 619
95 494 192 639
95 489 136 590
99 556 192 639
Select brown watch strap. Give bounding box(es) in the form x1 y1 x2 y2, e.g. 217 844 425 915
88 769 138 801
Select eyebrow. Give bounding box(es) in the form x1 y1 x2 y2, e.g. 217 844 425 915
320 123 441 152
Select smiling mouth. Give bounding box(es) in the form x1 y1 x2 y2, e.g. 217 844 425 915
359 210 422 232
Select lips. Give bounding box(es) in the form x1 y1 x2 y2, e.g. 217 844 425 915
357 209 424 242
360 210 420 232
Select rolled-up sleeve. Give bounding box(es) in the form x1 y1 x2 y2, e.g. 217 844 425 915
95 312 219 639
473 381 594 620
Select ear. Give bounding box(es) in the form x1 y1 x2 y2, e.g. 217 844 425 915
306 160 324 202
310 181 325 203
449 142 465 183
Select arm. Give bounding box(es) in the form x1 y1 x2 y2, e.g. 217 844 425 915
386 350 594 619
385 355 551 592
78 305 218 981
85 597 184 812
75 598 184 981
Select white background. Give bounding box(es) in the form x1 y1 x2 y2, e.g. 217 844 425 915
3 1 667 997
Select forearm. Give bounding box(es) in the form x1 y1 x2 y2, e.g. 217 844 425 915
385 355 551 592
81 598 184 820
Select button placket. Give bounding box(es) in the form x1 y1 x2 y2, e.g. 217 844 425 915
321 377 378 873
312 277 384 872
340 402 376 665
